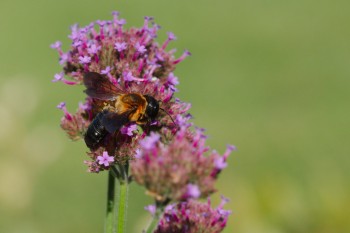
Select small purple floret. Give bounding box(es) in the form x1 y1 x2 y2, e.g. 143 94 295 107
167 32 177 41
167 73 179 86
87 44 101 54
121 124 137 136
114 42 127 52
144 204 156 216
97 151 114 166
79 56 91 64
116 18 126 26
52 72 64 82
56 102 66 109
101 66 111 75
187 184 201 198
135 42 147 54
140 132 160 150
50 41 62 49
214 157 227 169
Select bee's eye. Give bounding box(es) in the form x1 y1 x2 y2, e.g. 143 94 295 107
144 95 159 119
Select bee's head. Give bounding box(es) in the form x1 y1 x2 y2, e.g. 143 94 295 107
144 95 159 119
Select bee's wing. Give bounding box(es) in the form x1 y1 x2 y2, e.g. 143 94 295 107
101 110 134 133
83 72 121 100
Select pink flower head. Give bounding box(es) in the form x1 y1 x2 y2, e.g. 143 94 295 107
154 199 231 233
131 127 229 203
97 151 115 166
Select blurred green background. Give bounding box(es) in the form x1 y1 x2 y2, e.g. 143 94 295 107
1 0 349 232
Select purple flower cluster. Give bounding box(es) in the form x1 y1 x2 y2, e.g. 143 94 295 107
52 13 191 172
154 197 231 233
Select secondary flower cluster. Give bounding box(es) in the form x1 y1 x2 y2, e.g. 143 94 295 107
131 123 235 204
154 197 231 233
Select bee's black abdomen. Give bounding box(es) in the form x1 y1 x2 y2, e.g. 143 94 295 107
84 112 108 150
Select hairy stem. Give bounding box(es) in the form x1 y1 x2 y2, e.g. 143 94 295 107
105 170 116 233
116 163 129 233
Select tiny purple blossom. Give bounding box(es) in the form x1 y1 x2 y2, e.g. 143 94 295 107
96 20 106 27
165 204 175 212
112 11 119 17
72 40 82 47
87 44 101 54
187 184 201 198
59 53 69 65
79 56 91 64
140 132 160 150
173 49 191 64
56 102 66 109
68 24 80 40
123 71 136 82
161 32 177 50
114 42 127 52
50 41 62 49
167 32 177 41
214 156 227 169
167 73 179 86
218 209 232 217
52 72 64 82
135 42 147 54
101 66 111 75
134 149 142 159
122 71 145 82
143 16 154 30
116 18 126 26
144 204 156 216
79 102 90 111
121 124 137 136
97 151 114 166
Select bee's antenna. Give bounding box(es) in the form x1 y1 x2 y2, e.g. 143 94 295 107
160 107 178 128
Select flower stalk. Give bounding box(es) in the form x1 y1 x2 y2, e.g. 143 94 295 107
105 170 116 233
116 163 129 233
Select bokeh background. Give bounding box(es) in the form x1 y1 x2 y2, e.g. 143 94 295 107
1 0 349 232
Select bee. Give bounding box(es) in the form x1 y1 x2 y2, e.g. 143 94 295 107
83 72 160 150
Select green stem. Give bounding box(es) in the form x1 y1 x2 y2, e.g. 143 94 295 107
116 163 129 233
105 170 116 233
145 207 163 233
